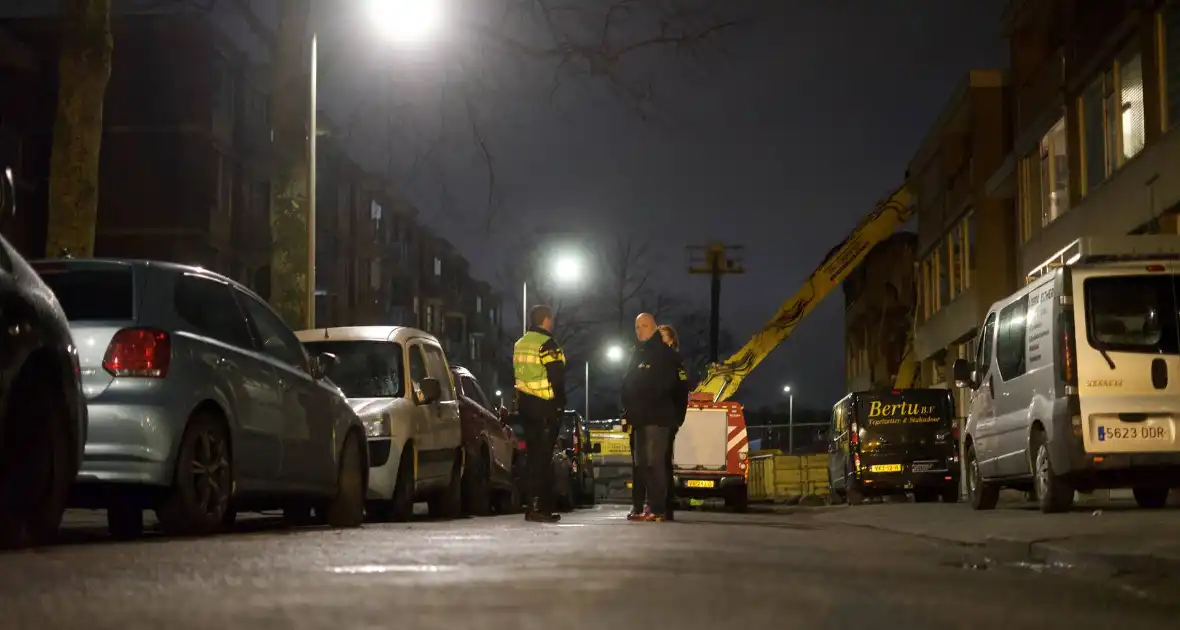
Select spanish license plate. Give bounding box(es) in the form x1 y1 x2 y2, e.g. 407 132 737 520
685 479 715 488
869 464 903 473
1097 425 1170 443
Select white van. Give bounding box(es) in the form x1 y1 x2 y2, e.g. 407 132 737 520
954 236 1180 513
297 326 463 521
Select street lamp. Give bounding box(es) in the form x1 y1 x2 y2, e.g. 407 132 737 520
495 389 502 408
307 1 445 327
783 385 795 453
521 250 584 335
582 344 627 428
605 345 625 363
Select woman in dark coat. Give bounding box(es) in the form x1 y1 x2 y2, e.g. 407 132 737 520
657 325 688 521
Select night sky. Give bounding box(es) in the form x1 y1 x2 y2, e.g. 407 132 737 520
9 0 1009 409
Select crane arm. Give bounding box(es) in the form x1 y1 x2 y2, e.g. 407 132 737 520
693 185 915 402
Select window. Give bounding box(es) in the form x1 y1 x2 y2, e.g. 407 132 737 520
1079 45 1147 194
1018 154 1042 242
475 296 482 313
965 212 976 272
423 345 456 400
936 245 949 309
425 304 435 333
1164 2 1180 128
407 344 429 400
34 264 134 322
174 274 252 349
369 259 381 291
238 292 308 371
469 334 481 361
1039 117 1070 225
461 375 492 411
433 257 442 276
976 313 996 373
1083 276 1180 355
304 340 404 398
995 296 1028 381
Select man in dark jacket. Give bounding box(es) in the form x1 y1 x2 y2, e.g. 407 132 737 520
621 313 686 522
512 304 567 523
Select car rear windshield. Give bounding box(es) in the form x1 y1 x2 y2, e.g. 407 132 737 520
34 264 135 321
1084 275 1180 354
304 340 404 399
856 391 952 437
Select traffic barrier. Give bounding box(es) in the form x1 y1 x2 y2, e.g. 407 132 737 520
747 450 829 502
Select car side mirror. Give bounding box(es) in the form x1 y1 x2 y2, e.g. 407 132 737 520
952 358 976 389
0 168 15 230
311 352 337 380
591 442 602 454
418 377 442 404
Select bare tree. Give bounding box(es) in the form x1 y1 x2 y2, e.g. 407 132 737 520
44 0 113 259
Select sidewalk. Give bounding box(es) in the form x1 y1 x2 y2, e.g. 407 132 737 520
807 499 1180 575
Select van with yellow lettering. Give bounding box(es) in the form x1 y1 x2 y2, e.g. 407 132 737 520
827 389 959 504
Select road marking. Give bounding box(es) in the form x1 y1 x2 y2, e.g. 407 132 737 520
328 564 455 574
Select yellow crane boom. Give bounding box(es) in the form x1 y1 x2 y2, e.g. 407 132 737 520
694 185 916 402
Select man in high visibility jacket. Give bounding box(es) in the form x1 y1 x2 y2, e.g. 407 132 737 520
513 304 567 523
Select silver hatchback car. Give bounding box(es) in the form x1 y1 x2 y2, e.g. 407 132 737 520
30 259 368 538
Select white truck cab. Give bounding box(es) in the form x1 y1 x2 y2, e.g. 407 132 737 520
955 236 1180 513
297 326 463 521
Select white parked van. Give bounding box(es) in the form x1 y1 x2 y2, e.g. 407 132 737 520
297 326 463 521
954 236 1180 513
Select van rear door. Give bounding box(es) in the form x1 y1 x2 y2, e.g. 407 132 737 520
855 390 955 471
1072 263 1180 454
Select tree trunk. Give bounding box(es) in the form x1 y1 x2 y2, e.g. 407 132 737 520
268 0 312 328
45 0 112 259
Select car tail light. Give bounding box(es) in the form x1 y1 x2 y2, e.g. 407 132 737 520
517 440 527 449
850 423 859 446
103 328 171 378
1058 312 1077 386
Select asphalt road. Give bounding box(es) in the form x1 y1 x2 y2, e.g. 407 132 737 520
1 506 1178 630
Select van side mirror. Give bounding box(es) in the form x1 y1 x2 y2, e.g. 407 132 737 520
418 377 442 404
0 168 15 230
952 358 976 389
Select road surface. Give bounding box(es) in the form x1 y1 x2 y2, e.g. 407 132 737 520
1 506 1177 629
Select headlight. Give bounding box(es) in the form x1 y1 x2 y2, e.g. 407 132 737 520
362 415 390 438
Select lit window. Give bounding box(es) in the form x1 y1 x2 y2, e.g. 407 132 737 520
1039 117 1070 225
1164 3 1180 128
433 257 442 276
1079 45 1147 195
475 296 482 313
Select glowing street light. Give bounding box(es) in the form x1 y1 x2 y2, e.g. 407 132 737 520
605 345 625 363
521 249 586 334
783 384 795 453
369 0 444 43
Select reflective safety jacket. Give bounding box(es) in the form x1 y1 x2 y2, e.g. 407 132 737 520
513 326 567 409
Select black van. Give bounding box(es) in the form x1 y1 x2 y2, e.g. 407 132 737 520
827 389 960 504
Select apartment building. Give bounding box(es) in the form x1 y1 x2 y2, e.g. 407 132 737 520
909 69 1015 411
843 232 918 391
988 0 1180 279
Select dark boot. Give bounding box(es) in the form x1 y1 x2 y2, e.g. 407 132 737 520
525 498 560 523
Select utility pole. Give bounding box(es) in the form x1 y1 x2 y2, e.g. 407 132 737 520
687 243 745 363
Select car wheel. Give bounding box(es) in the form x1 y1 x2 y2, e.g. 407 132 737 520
462 446 492 517
495 480 521 515
428 449 463 519
725 485 749 512
107 506 145 540
940 484 960 503
913 489 937 503
966 444 999 510
1132 487 1169 509
157 412 233 536
0 363 75 549
325 431 366 528
1033 433 1073 513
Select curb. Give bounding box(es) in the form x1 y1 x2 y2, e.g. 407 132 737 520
978 535 1180 576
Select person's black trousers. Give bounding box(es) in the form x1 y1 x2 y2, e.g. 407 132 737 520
665 425 680 517
629 428 644 513
634 425 673 515
522 408 559 514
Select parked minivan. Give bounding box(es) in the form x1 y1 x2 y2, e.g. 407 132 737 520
954 236 1180 513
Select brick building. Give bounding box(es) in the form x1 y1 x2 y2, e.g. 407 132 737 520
843 232 918 392
0 11 505 393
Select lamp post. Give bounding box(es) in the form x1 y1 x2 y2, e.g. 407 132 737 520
783 385 795 453
581 345 626 427
495 389 502 408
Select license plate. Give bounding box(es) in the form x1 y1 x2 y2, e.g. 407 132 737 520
685 479 715 488
1097 425 1170 443
869 464 903 473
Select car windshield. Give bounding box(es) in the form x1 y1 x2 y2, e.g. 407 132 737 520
1084 275 1180 354
303 340 404 399
33 263 135 321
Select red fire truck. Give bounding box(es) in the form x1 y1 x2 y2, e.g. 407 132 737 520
671 393 750 511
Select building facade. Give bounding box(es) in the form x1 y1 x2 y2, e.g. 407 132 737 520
989 0 1180 279
844 232 918 391
0 11 505 393
909 69 1015 419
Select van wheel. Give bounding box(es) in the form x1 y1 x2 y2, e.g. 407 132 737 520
1132 487 1169 509
462 447 492 517
325 432 366 528
966 444 999 511
428 449 463 518
156 412 232 536
107 506 144 540
375 446 416 522
495 479 521 515
725 486 749 512
1033 434 1073 513
913 490 937 503
0 364 74 549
